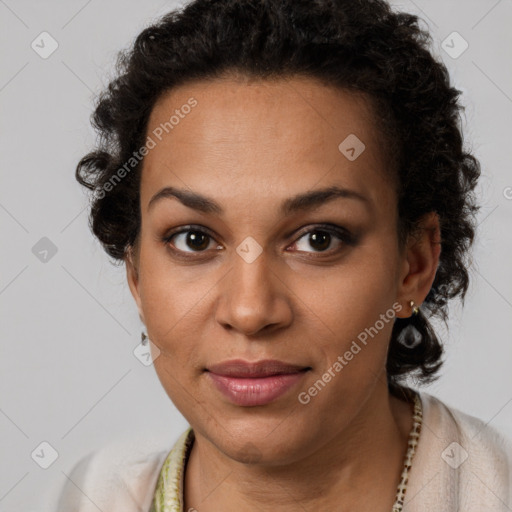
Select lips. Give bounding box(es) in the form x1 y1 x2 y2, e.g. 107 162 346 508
205 359 311 406
206 359 310 377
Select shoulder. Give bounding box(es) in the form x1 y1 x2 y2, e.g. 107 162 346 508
55 436 177 512
405 390 512 511
420 391 512 465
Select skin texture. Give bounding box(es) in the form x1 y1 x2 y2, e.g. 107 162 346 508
125 74 441 511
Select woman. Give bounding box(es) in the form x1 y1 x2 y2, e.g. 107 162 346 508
56 0 512 510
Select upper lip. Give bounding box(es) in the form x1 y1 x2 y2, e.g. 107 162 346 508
206 359 310 378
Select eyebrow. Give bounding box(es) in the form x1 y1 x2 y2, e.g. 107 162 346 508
147 185 369 216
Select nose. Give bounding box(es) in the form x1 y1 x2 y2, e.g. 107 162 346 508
214 246 293 337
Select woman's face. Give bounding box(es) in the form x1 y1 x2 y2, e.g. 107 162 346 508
127 75 421 464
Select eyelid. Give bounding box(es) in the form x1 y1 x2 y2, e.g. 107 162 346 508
164 224 217 240
292 223 354 243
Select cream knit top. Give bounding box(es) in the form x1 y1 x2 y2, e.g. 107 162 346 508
55 390 512 511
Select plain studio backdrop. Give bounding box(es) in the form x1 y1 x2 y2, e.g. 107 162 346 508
1 0 511 510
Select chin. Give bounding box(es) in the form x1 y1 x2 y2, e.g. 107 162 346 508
206 416 318 466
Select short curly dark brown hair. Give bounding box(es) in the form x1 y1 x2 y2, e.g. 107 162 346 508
76 0 480 390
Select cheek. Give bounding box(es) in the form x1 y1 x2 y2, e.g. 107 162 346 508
294 268 399 418
303 244 400 368
139 264 208 410
136 248 204 363
137 233 194 321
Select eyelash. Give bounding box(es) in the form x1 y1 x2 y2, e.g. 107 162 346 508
161 223 356 259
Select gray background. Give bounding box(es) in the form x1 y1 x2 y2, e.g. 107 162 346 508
1 0 511 509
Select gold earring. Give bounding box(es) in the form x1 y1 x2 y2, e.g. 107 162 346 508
409 300 420 315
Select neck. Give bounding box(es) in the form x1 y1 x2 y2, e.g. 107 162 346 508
184 382 413 512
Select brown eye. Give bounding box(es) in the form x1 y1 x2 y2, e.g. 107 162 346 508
164 228 216 253
292 225 353 254
304 231 332 251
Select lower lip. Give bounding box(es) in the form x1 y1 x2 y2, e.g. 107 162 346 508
207 371 308 406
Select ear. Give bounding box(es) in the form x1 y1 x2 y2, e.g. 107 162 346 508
125 246 146 325
395 212 441 318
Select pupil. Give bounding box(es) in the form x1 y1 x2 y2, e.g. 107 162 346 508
310 231 330 251
188 232 209 251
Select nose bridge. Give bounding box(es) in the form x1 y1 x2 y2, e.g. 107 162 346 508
233 241 272 297
216 240 290 335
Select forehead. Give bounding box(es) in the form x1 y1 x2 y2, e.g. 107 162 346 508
141 75 390 209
